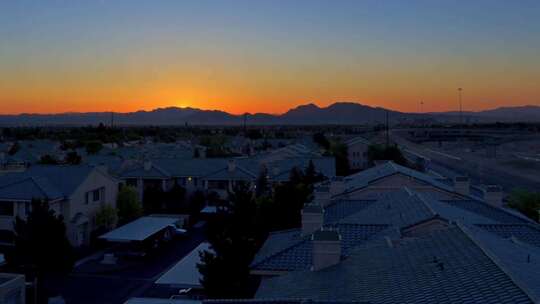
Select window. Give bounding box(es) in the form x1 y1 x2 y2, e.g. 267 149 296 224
24 202 31 216
0 202 14 216
86 187 105 204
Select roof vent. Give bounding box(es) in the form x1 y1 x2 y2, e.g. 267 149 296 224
312 228 341 271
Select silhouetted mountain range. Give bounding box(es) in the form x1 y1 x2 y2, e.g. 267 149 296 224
0 102 538 126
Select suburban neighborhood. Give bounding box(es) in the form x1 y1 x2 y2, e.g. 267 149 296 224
0 123 538 304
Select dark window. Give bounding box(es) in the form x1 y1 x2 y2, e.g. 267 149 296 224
0 202 14 216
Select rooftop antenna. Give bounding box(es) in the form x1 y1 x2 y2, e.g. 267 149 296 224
458 87 463 125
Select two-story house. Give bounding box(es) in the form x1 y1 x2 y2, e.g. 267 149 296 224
0 165 118 247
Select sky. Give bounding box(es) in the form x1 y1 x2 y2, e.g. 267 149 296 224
1 0 539 115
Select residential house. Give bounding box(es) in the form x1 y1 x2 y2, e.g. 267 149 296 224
246 161 540 303
0 165 119 246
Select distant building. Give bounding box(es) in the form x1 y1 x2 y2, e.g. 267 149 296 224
345 136 370 170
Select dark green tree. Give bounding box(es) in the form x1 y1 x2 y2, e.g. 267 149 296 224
313 132 330 150
38 154 59 165
367 144 408 167
255 166 270 197
85 140 103 155
65 151 82 165
198 182 257 298
508 189 540 222
329 141 350 176
117 186 143 223
13 199 74 275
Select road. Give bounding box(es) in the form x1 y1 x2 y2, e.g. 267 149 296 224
393 131 540 192
45 224 207 304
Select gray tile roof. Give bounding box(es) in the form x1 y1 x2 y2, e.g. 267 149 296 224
441 200 530 224
251 224 389 272
340 162 483 201
338 190 435 229
205 300 369 304
0 164 99 201
256 227 533 304
477 224 540 248
463 225 540 302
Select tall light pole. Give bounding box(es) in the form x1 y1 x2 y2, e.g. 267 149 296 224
458 87 463 125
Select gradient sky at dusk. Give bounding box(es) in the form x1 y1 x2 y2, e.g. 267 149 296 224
1 0 539 114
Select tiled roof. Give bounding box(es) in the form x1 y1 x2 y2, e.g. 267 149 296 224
206 300 369 304
338 190 435 228
203 166 257 181
340 162 484 201
324 200 375 224
203 299 369 304
0 165 98 200
256 227 533 304
251 224 389 272
463 225 540 302
441 200 530 224
0 176 63 201
477 224 540 248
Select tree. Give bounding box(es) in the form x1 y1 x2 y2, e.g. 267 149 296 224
255 166 269 197
508 189 540 222
164 184 186 213
143 185 165 214
313 132 330 150
367 144 408 167
188 190 206 216
65 151 82 165
95 204 118 231
198 183 257 298
303 160 324 185
38 154 59 165
13 199 74 275
117 186 143 223
329 141 350 176
85 140 103 155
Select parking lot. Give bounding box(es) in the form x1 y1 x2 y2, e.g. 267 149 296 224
45 223 207 304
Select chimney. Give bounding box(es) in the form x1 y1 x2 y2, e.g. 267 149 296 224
143 160 152 171
453 176 470 196
484 185 503 207
329 176 345 196
227 159 236 172
312 229 341 271
301 204 324 236
314 186 331 207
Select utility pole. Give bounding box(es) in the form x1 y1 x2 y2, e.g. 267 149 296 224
110 112 114 128
243 113 247 134
458 87 463 125
385 109 390 147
